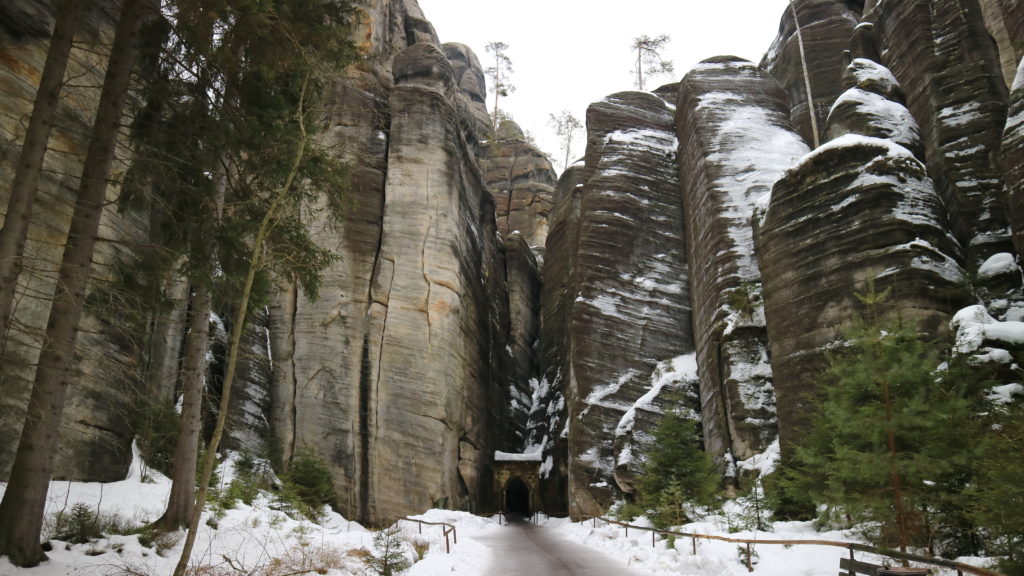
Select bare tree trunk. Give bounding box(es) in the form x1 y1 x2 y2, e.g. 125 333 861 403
172 73 312 576
0 0 150 566
153 281 211 530
155 154 225 530
0 0 82 353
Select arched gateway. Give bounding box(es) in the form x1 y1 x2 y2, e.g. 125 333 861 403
493 451 542 516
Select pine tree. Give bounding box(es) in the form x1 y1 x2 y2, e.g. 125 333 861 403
485 41 515 132
548 110 582 170
164 1 360 572
0 0 156 566
365 525 411 576
0 0 82 354
120 0 359 537
631 34 674 91
785 303 981 553
638 406 719 528
971 398 1024 575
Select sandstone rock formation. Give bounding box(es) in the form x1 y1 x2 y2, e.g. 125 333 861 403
0 3 150 481
541 90 693 518
865 0 1011 268
979 0 1024 88
824 58 924 160
760 56 965 451
761 0 862 145
1005 58 1024 263
443 42 492 140
676 58 808 465
481 121 557 257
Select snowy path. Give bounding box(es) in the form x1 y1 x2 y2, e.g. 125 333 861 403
477 519 654 576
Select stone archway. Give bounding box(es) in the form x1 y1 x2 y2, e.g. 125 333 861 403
505 476 530 515
493 452 542 515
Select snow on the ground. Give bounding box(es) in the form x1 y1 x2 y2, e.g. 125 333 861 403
0 444 996 576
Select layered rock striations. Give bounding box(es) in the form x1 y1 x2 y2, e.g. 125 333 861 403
269 30 515 521
761 0 862 146
979 0 1024 88
759 56 965 452
866 0 1011 268
533 165 587 515
363 42 503 521
676 58 808 466
0 3 150 481
482 121 557 257
267 1 437 521
1005 58 1024 263
543 90 693 518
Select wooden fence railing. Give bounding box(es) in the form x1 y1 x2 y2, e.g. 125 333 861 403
582 516 1006 576
396 516 458 553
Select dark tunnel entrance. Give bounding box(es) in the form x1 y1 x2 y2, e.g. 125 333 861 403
505 477 530 516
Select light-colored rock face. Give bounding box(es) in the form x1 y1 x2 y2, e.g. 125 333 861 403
0 3 149 482
541 90 693 518
676 58 808 465
482 121 557 257
1007 59 1024 260
366 42 501 521
269 34 514 523
978 0 1024 89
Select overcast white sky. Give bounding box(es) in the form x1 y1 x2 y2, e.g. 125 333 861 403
416 0 793 171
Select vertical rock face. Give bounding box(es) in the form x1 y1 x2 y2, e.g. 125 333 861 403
759 57 965 452
761 0 862 145
866 0 1011 268
267 1 449 523
503 233 541 441
676 58 808 465
545 90 693 518
443 42 492 140
1005 59 1024 259
0 3 148 481
221 310 272 453
365 42 499 521
482 121 557 257
534 165 586 515
269 23 510 520
979 0 1024 88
